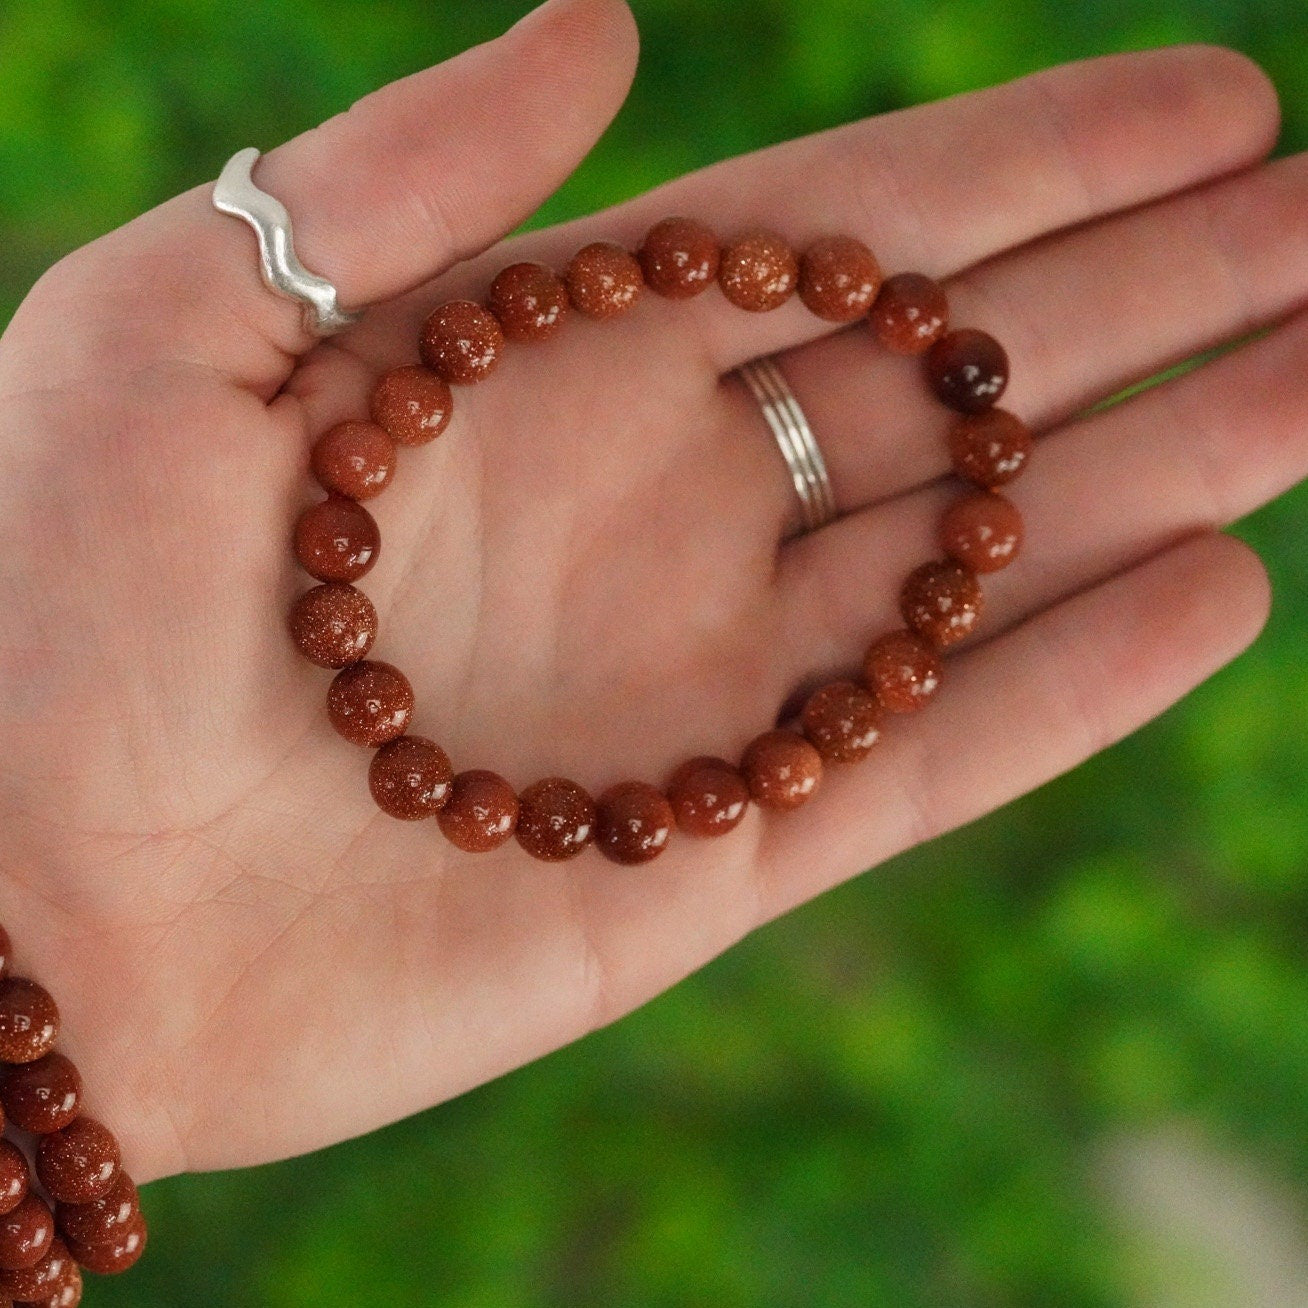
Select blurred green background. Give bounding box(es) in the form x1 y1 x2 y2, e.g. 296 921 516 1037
3 1 1308 1303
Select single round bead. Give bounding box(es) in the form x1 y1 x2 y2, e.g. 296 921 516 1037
947 408 1033 488
863 629 943 713
0 1196 53 1272
565 243 643 319
926 328 1010 413
36 1119 120 1206
740 730 822 811
940 490 1024 574
24 1261 81 1307
515 778 596 862
309 420 395 501
800 681 883 764
637 217 720 299
798 235 882 322
868 272 950 354
487 262 570 342
326 661 414 748
419 300 505 383
718 231 799 312
0 924 10 978
0 1142 29 1217
288 583 377 670
368 736 452 821
370 365 453 446
436 770 519 853
0 978 58 1064
666 757 750 838
293 496 380 584
595 782 675 866
900 560 984 648
65 1213 145 1277
0 1236 72 1301
2 1054 81 1134
55 1174 136 1251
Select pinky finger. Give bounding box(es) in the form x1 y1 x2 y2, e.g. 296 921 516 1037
756 531 1271 918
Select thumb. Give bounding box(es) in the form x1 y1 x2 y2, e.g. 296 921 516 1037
22 0 638 387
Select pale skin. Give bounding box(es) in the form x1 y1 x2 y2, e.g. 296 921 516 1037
0 0 1301 1183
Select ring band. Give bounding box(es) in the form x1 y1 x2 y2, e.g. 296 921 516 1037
212 147 363 337
737 356 837 534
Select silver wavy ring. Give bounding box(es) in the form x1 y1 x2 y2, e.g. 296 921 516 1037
737 356 837 534
212 147 363 337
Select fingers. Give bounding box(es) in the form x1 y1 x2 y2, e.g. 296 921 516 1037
757 531 1269 918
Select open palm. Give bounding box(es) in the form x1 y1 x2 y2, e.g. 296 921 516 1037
0 0 1301 1183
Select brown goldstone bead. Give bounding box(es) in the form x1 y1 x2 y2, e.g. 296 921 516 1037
2 1054 81 1134
869 272 950 354
666 757 749 838
293 496 379 583
288 583 377 670
940 490 1024 573
0 924 9 978
901 560 983 648
310 420 395 501
0 1236 72 1300
30 1264 83 1308
419 300 505 383
0 978 58 1064
0 1195 53 1272
65 1213 145 1276
368 736 452 820
637 217 720 299
0 1141 28 1217
437 770 518 853
595 782 675 865
487 262 570 342
515 778 595 862
326 661 413 747
863 629 943 713
947 409 1032 488
926 328 1010 413
800 681 883 764
565 243 643 319
36 1119 120 1206
740 730 822 810
798 235 882 322
55 1174 136 1252
718 231 799 312
370 365 453 447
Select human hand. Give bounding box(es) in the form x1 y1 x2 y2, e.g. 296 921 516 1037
0 0 1298 1183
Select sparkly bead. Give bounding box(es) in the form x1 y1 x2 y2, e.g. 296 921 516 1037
1 1054 81 1134
437 770 519 853
293 496 379 584
926 328 1010 413
288 583 377 670
419 301 505 383
0 924 9 978
515 778 596 862
55 1173 136 1251
868 272 949 354
0 1141 28 1217
666 756 750 838
0 978 58 1064
637 217 720 299
740 730 822 810
0 1236 72 1300
368 736 452 820
940 490 1023 573
565 243 643 319
66 1213 145 1276
718 231 799 312
310 420 395 501
36 1119 120 1206
595 782 675 865
487 262 570 341
800 681 883 763
863 629 943 713
326 661 413 748
370 365 453 446
0 1195 54 1271
28 1262 81 1307
947 409 1032 488
900 560 983 648
798 235 882 322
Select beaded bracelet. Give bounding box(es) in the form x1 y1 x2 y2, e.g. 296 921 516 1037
289 219 1031 862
